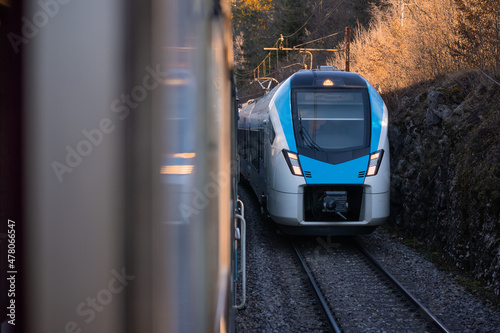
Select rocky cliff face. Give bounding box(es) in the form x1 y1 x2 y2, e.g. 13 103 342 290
386 70 500 299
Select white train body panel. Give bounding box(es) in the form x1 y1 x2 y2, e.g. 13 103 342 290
238 69 390 235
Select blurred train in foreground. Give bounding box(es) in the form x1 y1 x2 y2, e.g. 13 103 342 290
3 0 241 332
239 67 390 235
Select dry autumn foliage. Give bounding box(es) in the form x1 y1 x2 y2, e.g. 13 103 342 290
329 0 499 93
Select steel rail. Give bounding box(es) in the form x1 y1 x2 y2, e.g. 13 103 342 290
355 241 451 333
291 241 341 333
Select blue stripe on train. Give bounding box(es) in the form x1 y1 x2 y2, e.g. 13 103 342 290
299 154 369 185
366 81 384 152
273 79 296 152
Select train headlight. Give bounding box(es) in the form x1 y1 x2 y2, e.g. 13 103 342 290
366 150 384 176
283 150 303 176
323 79 334 86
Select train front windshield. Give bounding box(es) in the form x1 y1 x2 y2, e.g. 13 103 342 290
294 89 370 152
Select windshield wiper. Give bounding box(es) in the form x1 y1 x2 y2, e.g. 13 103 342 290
299 120 324 151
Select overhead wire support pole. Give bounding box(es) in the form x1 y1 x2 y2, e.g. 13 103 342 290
302 50 313 70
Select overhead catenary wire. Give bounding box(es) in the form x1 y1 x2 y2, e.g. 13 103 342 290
255 31 344 78
303 0 345 40
238 91 268 100
479 69 500 87
281 0 324 38
235 70 256 78
251 0 326 77
248 0 350 84
281 62 304 69
292 32 341 49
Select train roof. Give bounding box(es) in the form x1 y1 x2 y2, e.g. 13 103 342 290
290 69 367 88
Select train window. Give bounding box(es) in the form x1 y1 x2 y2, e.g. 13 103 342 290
259 129 264 163
294 89 369 152
250 129 260 171
238 128 247 157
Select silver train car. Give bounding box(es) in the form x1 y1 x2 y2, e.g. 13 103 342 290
238 67 390 235
1 0 240 332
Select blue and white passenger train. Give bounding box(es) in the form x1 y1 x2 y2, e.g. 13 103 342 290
238 67 390 235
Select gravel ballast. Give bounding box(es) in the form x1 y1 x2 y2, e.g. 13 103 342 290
235 184 500 332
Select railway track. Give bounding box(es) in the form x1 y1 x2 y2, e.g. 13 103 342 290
234 183 497 332
292 241 342 333
291 237 452 333
235 183 332 332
